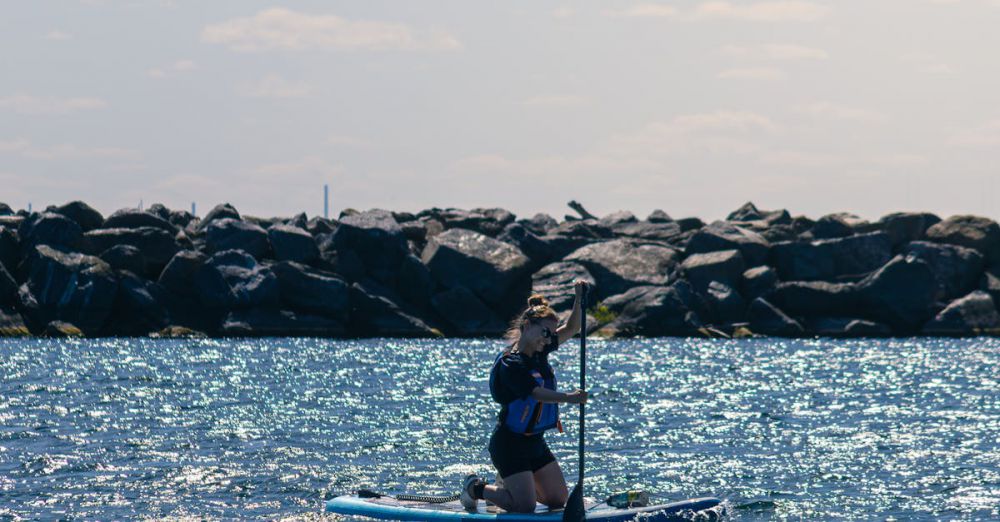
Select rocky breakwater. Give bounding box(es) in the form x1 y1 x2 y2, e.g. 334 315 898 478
0 200 998 338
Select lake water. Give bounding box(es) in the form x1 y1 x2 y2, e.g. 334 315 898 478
1 337 998 521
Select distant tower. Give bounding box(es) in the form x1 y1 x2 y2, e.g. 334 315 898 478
139 199 143 211
28 202 32 212
192 202 196 216
324 184 329 219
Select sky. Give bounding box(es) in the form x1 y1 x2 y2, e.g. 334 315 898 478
2 0 1000 223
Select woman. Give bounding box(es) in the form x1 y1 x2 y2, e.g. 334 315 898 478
460 280 590 513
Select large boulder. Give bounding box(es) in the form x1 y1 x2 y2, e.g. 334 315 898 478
810 213 868 239
983 266 1000 307
17 245 118 335
769 232 892 281
0 226 18 271
767 280 858 318
0 262 17 310
397 254 435 311
220 308 345 337
270 261 350 321
430 286 506 336
157 250 207 299
600 284 703 336
17 212 86 253
855 254 937 333
84 227 180 278
611 221 684 242
925 215 1000 264
196 203 241 231
901 241 985 301
531 262 595 313
194 250 279 310
680 249 744 291
922 291 1000 336
741 265 777 300
702 281 746 324
747 297 804 337
103 208 177 234
267 224 319 264
876 212 941 249
105 272 170 336
726 202 791 226
564 239 678 299
423 207 517 237
52 201 104 232
685 222 769 266
498 222 554 268
348 282 440 337
518 213 560 236
99 244 146 276
0 307 29 336
204 218 271 259
329 209 410 288
422 228 532 309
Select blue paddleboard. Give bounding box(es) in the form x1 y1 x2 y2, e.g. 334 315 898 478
325 494 722 521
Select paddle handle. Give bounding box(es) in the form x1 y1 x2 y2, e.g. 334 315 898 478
578 285 587 488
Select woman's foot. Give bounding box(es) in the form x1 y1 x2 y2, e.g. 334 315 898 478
460 474 483 511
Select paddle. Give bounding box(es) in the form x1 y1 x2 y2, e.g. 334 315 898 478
563 284 588 522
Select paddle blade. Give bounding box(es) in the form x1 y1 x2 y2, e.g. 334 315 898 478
562 482 585 522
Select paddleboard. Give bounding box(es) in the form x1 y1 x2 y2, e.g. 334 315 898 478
325 494 722 521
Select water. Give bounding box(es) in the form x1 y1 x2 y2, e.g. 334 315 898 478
1 337 998 521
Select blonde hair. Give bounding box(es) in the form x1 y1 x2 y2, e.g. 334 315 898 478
503 294 558 349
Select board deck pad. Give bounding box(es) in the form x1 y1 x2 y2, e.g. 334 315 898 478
326 494 722 521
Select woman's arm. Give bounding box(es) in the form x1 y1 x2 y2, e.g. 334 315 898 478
556 280 589 345
531 386 587 404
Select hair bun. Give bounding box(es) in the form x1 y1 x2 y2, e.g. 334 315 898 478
527 294 549 307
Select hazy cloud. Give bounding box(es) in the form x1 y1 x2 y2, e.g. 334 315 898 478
521 95 590 107
690 1 830 21
721 43 828 60
147 59 196 78
0 95 107 115
202 8 462 52
610 3 679 17
717 67 785 80
0 137 140 160
240 74 313 98
795 101 888 123
950 118 1000 147
44 30 73 40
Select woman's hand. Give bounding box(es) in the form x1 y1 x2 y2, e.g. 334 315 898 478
574 280 590 299
564 389 588 404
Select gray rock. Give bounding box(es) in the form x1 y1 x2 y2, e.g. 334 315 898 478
430 286 506 336
810 317 892 337
0 261 17 308
498 222 553 267
612 221 684 242
901 241 985 301
106 271 170 336
205 218 271 259
397 254 435 310
747 297 804 336
221 309 346 337
647 209 673 223
741 266 777 300
52 201 104 232
599 210 637 227
811 213 868 239
0 226 17 272
675 217 705 232
565 238 678 298
348 282 440 337
330 209 409 288
686 221 769 266
856 254 936 333
17 212 86 253
267 224 319 264
422 228 531 308
196 203 241 231
158 250 207 299
271 261 350 321
103 208 177 234
926 215 1000 263
982 266 1000 308
726 202 791 226
767 280 858 318
703 281 746 324
0 307 29 336
43 321 83 338
681 249 745 291
923 291 1000 335
876 212 941 249
601 284 703 336
17 245 118 335
518 213 560 236
84 227 181 278
769 232 892 281
194 249 280 309
531 261 595 313
99 244 146 276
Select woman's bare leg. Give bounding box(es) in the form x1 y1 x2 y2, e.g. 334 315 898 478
532 461 569 509
482 471 537 513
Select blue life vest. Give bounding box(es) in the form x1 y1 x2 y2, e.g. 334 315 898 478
489 350 561 435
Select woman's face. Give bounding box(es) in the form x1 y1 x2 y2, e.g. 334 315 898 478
523 318 559 350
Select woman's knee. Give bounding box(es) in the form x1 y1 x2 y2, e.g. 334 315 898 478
509 494 538 513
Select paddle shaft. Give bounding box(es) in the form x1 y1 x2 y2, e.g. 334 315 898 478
577 287 586 488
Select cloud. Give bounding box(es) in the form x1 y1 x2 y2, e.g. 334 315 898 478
717 67 785 80
690 1 830 21
201 8 462 52
328 134 372 148
147 59 196 78
610 3 679 17
721 43 828 60
795 102 888 123
900 53 955 75
521 95 590 107
240 74 313 98
44 30 73 40
0 95 107 115
551 7 575 18
0 137 140 160
949 118 1000 147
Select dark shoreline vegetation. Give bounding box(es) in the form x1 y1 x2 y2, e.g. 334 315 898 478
0 200 998 339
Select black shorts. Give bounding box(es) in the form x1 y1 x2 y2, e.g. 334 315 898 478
488 424 556 479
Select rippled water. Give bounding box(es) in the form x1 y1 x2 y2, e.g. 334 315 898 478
1 337 998 520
